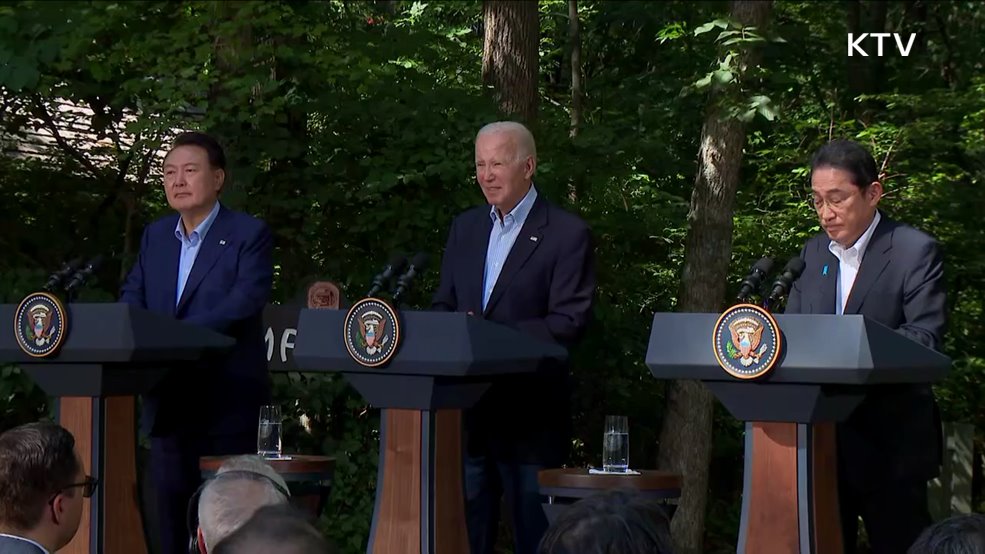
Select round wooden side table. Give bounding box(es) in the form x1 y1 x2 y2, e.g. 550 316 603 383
537 468 682 524
199 455 336 519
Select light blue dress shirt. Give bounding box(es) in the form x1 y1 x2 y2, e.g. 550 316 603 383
482 185 538 310
174 201 221 305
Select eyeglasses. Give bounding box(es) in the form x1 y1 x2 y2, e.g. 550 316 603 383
810 186 869 213
48 475 99 505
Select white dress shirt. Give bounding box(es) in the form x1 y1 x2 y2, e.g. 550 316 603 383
828 210 881 315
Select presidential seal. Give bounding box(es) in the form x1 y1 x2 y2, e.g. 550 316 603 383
13 292 68 358
712 303 782 380
343 297 401 367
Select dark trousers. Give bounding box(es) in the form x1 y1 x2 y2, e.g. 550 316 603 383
150 432 254 554
464 453 548 554
839 476 931 554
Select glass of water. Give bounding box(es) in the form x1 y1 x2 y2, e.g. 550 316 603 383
602 415 629 473
257 405 282 458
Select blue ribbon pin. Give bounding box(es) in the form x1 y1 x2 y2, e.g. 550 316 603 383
822 265 828 276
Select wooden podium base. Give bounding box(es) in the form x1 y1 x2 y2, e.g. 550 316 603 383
369 409 469 554
58 396 147 554
739 422 842 554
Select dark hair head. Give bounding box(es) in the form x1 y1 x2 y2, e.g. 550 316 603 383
538 489 675 554
211 504 335 554
0 421 81 530
908 513 985 554
169 131 227 170
809 139 879 189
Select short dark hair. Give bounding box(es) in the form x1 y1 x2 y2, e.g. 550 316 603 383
0 421 81 530
169 131 227 170
538 489 676 554
211 504 335 554
908 513 985 554
809 139 879 189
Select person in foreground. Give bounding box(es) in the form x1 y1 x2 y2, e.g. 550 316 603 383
0 422 95 554
193 455 290 553
431 121 596 554
120 131 274 554
211 504 334 554
537 490 675 554
786 139 947 554
908 513 985 554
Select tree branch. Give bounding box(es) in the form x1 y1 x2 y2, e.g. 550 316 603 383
29 95 107 180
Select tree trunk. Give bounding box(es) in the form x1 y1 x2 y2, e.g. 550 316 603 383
482 0 539 124
568 0 582 138
656 2 772 553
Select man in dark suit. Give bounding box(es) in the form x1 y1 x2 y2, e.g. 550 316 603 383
786 139 947 554
121 131 274 554
0 422 93 554
431 121 596 554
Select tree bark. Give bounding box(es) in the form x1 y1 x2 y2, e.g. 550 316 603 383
656 2 772 553
481 0 539 124
568 0 582 138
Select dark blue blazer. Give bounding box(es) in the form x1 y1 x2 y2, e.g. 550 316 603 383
786 214 947 489
120 204 273 437
431 194 596 464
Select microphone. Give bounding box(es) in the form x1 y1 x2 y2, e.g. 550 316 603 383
63 255 104 293
43 258 83 291
736 257 774 302
367 254 408 297
766 257 807 308
391 252 429 304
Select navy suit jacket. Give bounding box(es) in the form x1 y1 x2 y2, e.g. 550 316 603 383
431 194 596 464
120 204 273 437
786 214 947 489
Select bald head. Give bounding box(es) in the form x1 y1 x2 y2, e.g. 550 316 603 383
197 457 290 552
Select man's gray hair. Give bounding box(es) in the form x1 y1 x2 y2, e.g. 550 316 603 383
476 121 537 163
198 456 291 551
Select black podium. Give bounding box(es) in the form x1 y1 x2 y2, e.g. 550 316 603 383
293 309 566 554
0 302 233 554
646 313 950 554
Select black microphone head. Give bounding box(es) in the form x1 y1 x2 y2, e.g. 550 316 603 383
387 253 408 272
86 255 104 272
751 256 774 277
409 252 429 270
783 257 806 279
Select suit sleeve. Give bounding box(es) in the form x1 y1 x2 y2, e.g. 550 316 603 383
430 217 459 312
119 226 149 308
784 243 809 314
514 224 596 346
899 238 946 351
182 223 274 334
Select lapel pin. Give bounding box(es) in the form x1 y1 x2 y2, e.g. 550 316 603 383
219 239 226 246
530 236 538 242
822 264 828 276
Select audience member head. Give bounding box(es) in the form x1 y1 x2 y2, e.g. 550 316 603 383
474 121 537 219
808 138 883 248
538 489 675 554
211 504 334 554
194 455 291 553
908 513 985 554
0 421 92 552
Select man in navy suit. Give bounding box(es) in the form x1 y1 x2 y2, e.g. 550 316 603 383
431 121 596 554
786 139 947 554
121 132 273 554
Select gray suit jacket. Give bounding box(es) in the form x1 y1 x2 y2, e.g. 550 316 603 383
0 535 48 554
786 214 947 490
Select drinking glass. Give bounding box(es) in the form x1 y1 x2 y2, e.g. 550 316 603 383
257 405 283 458
602 415 629 472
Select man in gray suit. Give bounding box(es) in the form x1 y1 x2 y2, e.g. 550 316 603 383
0 422 93 553
786 139 947 554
